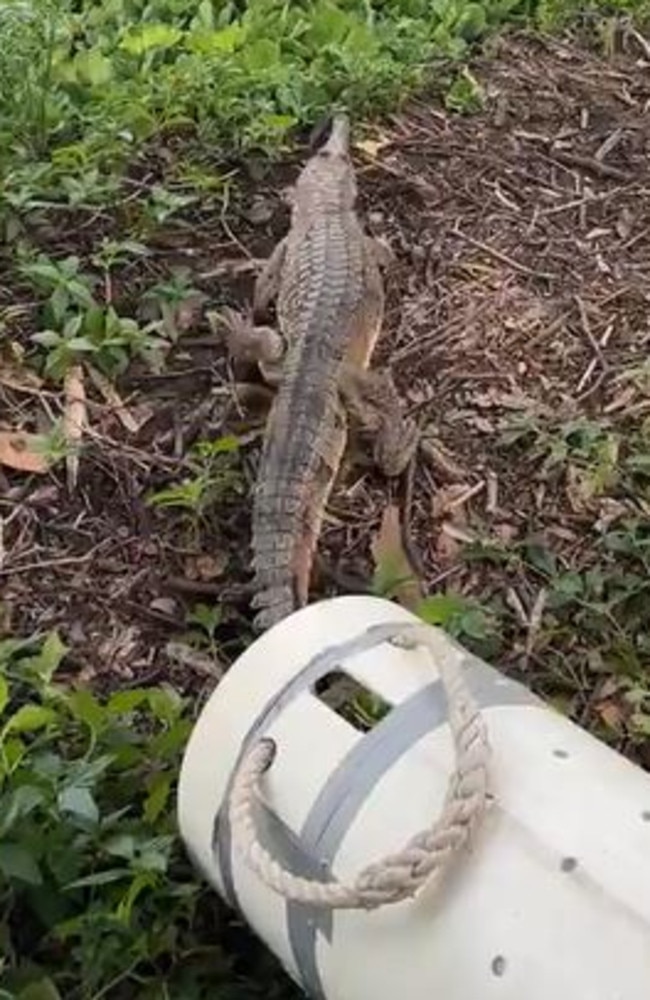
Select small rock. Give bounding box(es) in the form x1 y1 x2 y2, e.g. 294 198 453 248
68 621 87 644
244 196 274 225
149 597 179 617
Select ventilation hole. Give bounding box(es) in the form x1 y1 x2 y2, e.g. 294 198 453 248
313 671 392 733
642 811 650 823
553 748 569 759
561 856 578 873
491 955 507 977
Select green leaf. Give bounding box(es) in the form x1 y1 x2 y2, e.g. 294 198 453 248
107 689 149 715
258 113 297 135
146 686 183 725
0 785 45 837
3 704 56 735
242 38 280 72
185 24 244 54
0 676 9 716
75 49 113 86
0 842 42 885
3 737 26 771
524 541 557 577
116 870 157 922
32 330 62 348
57 786 99 824
0 636 38 666
195 434 240 457
65 688 105 732
458 608 490 641
82 304 106 337
31 750 63 779
630 713 650 737
65 867 130 890
456 2 488 39
190 0 214 29
69 753 114 788
18 978 62 1000
144 772 172 824
49 286 70 325
65 337 97 353
186 603 221 637
120 23 183 56
28 631 67 683
417 593 467 626
445 68 483 114
309 3 355 46
104 833 136 860
134 848 167 874
551 572 583 605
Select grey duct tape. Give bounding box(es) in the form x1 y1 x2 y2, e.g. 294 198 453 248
212 621 540 996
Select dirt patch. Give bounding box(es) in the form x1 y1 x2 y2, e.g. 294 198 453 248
3 34 650 755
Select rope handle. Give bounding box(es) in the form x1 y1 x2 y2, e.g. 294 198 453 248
227 623 490 911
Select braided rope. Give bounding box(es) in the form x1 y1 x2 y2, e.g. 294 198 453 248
228 623 490 910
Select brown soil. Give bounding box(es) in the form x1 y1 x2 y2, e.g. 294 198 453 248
3 33 650 747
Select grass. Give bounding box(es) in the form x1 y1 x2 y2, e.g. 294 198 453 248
3 0 650 996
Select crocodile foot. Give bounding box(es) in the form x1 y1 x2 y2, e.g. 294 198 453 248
209 307 284 384
339 366 418 477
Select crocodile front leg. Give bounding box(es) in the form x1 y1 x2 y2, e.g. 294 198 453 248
339 365 418 477
211 307 285 385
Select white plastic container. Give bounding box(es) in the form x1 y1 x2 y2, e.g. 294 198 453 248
177 595 650 1000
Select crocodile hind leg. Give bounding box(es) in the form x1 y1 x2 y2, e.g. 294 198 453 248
339 365 418 477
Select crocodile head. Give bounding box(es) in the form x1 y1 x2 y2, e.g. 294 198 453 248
292 113 357 212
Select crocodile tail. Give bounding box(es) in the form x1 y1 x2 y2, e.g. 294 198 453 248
252 479 304 631
251 583 296 633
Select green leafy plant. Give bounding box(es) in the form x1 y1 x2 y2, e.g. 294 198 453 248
417 592 502 658
0 0 534 219
146 185 198 226
0 633 190 997
445 66 485 113
0 630 301 999
141 269 205 342
19 256 96 327
183 604 223 661
148 435 244 520
19 253 174 379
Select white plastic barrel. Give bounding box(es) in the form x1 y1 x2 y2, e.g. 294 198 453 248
177 595 650 1000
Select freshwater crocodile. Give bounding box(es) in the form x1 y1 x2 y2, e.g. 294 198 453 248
221 115 417 631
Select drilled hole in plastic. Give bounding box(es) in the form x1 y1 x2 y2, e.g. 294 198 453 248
491 955 507 977
313 672 392 732
561 857 578 873
642 811 650 823
553 748 569 759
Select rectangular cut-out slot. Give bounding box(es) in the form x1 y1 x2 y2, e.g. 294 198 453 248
313 671 392 732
